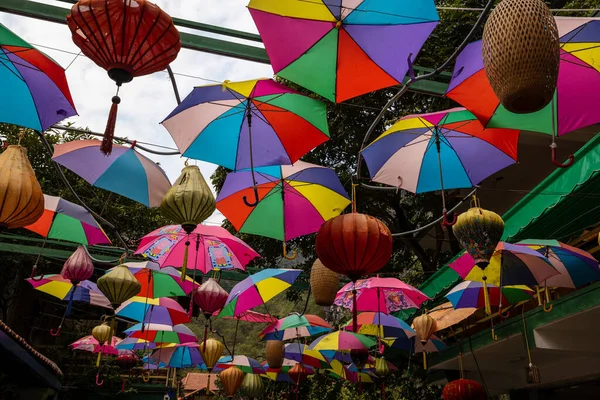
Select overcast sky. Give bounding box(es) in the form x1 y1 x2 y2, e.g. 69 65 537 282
0 0 273 225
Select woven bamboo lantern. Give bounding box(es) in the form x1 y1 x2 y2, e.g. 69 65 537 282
220 366 244 398
265 340 285 369
161 164 216 234
97 264 141 306
375 357 391 378
310 259 340 306
67 0 181 155
0 145 44 229
199 338 224 372
442 379 486 400
315 213 393 281
241 373 264 399
61 246 94 283
482 0 559 113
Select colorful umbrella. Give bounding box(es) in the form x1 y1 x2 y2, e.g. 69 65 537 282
325 359 373 383
335 277 430 314
125 323 197 345
113 261 199 298
517 239 600 289
308 331 376 352
221 310 278 324
248 0 439 103
445 281 533 310
259 314 332 341
360 108 518 220
216 161 350 242
116 337 157 351
262 359 314 382
26 275 112 309
116 297 190 326
412 335 447 354
162 78 330 173
146 343 204 368
216 355 266 374
450 242 559 287
219 269 302 318
446 18 600 165
24 195 110 245
344 312 416 341
283 343 330 369
70 335 122 356
136 225 260 274
52 140 171 207
0 23 76 131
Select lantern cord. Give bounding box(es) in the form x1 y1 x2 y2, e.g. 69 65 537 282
231 318 240 358
36 131 130 255
300 285 312 316
356 0 495 183
468 329 491 399
522 305 533 366
166 66 182 105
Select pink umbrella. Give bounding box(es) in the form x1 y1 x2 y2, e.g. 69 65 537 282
221 310 278 324
70 335 123 356
335 277 430 315
135 225 260 275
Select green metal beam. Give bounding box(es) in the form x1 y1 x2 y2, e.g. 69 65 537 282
0 0 450 95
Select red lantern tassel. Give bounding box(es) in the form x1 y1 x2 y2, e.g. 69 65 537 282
100 95 120 155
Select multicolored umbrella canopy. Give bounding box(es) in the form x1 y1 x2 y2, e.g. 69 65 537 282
446 18 600 137
326 360 373 383
335 277 430 314
262 359 314 382
259 314 332 341
344 312 416 340
424 302 477 331
136 225 260 274
308 331 376 352
116 337 157 351
445 281 533 310
113 262 199 298
412 335 447 354
219 269 302 318
450 242 559 287
0 23 77 131
216 355 266 374
216 161 350 241
221 310 277 324
162 78 330 171
517 240 600 289
125 323 197 345
24 195 110 245
116 297 190 326
248 0 439 103
361 108 519 192
146 343 204 368
70 335 122 356
26 275 112 309
283 343 330 369
52 140 171 208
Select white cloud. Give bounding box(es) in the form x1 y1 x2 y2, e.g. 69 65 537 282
0 0 273 226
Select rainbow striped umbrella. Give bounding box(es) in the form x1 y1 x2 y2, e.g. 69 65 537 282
25 195 110 245
116 297 190 326
216 161 350 242
344 312 416 341
26 275 111 309
216 355 265 374
116 338 157 351
308 331 376 352
112 262 199 298
260 314 332 341
446 281 533 310
146 343 204 369
283 343 330 369
125 323 197 345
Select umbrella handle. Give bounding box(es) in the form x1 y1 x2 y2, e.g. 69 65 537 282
441 211 457 227
95 372 104 386
551 144 574 168
283 243 297 260
243 186 259 207
50 326 61 337
30 265 44 281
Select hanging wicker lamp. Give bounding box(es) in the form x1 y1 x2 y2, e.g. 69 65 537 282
241 373 265 399
482 0 560 114
265 340 285 369
66 0 181 155
61 246 94 283
310 259 340 307
442 379 486 400
0 145 44 229
220 366 245 398
199 338 224 372
97 264 141 306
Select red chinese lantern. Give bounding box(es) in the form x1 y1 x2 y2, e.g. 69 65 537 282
442 379 486 400
316 213 393 281
66 0 181 155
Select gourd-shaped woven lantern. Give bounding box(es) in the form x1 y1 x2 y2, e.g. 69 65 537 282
375 357 391 378
97 264 141 306
62 246 94 283
220 366 244 398
241 373 264 399
288 362 309 385
199 338 224 372
265 340 285 369
310 259 339 307
0 145 44 229
315 213 393 281
66 0 181 155
482 0 559 114
442 379 486 400
161 164 216 234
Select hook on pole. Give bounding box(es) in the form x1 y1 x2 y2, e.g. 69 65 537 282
550 142 574 168
30 265 45 281
95 372 104 386
283 243 297 260
243 185 259 207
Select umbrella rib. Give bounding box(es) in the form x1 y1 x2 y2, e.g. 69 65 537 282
298 0 437 23
0 53 27 82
